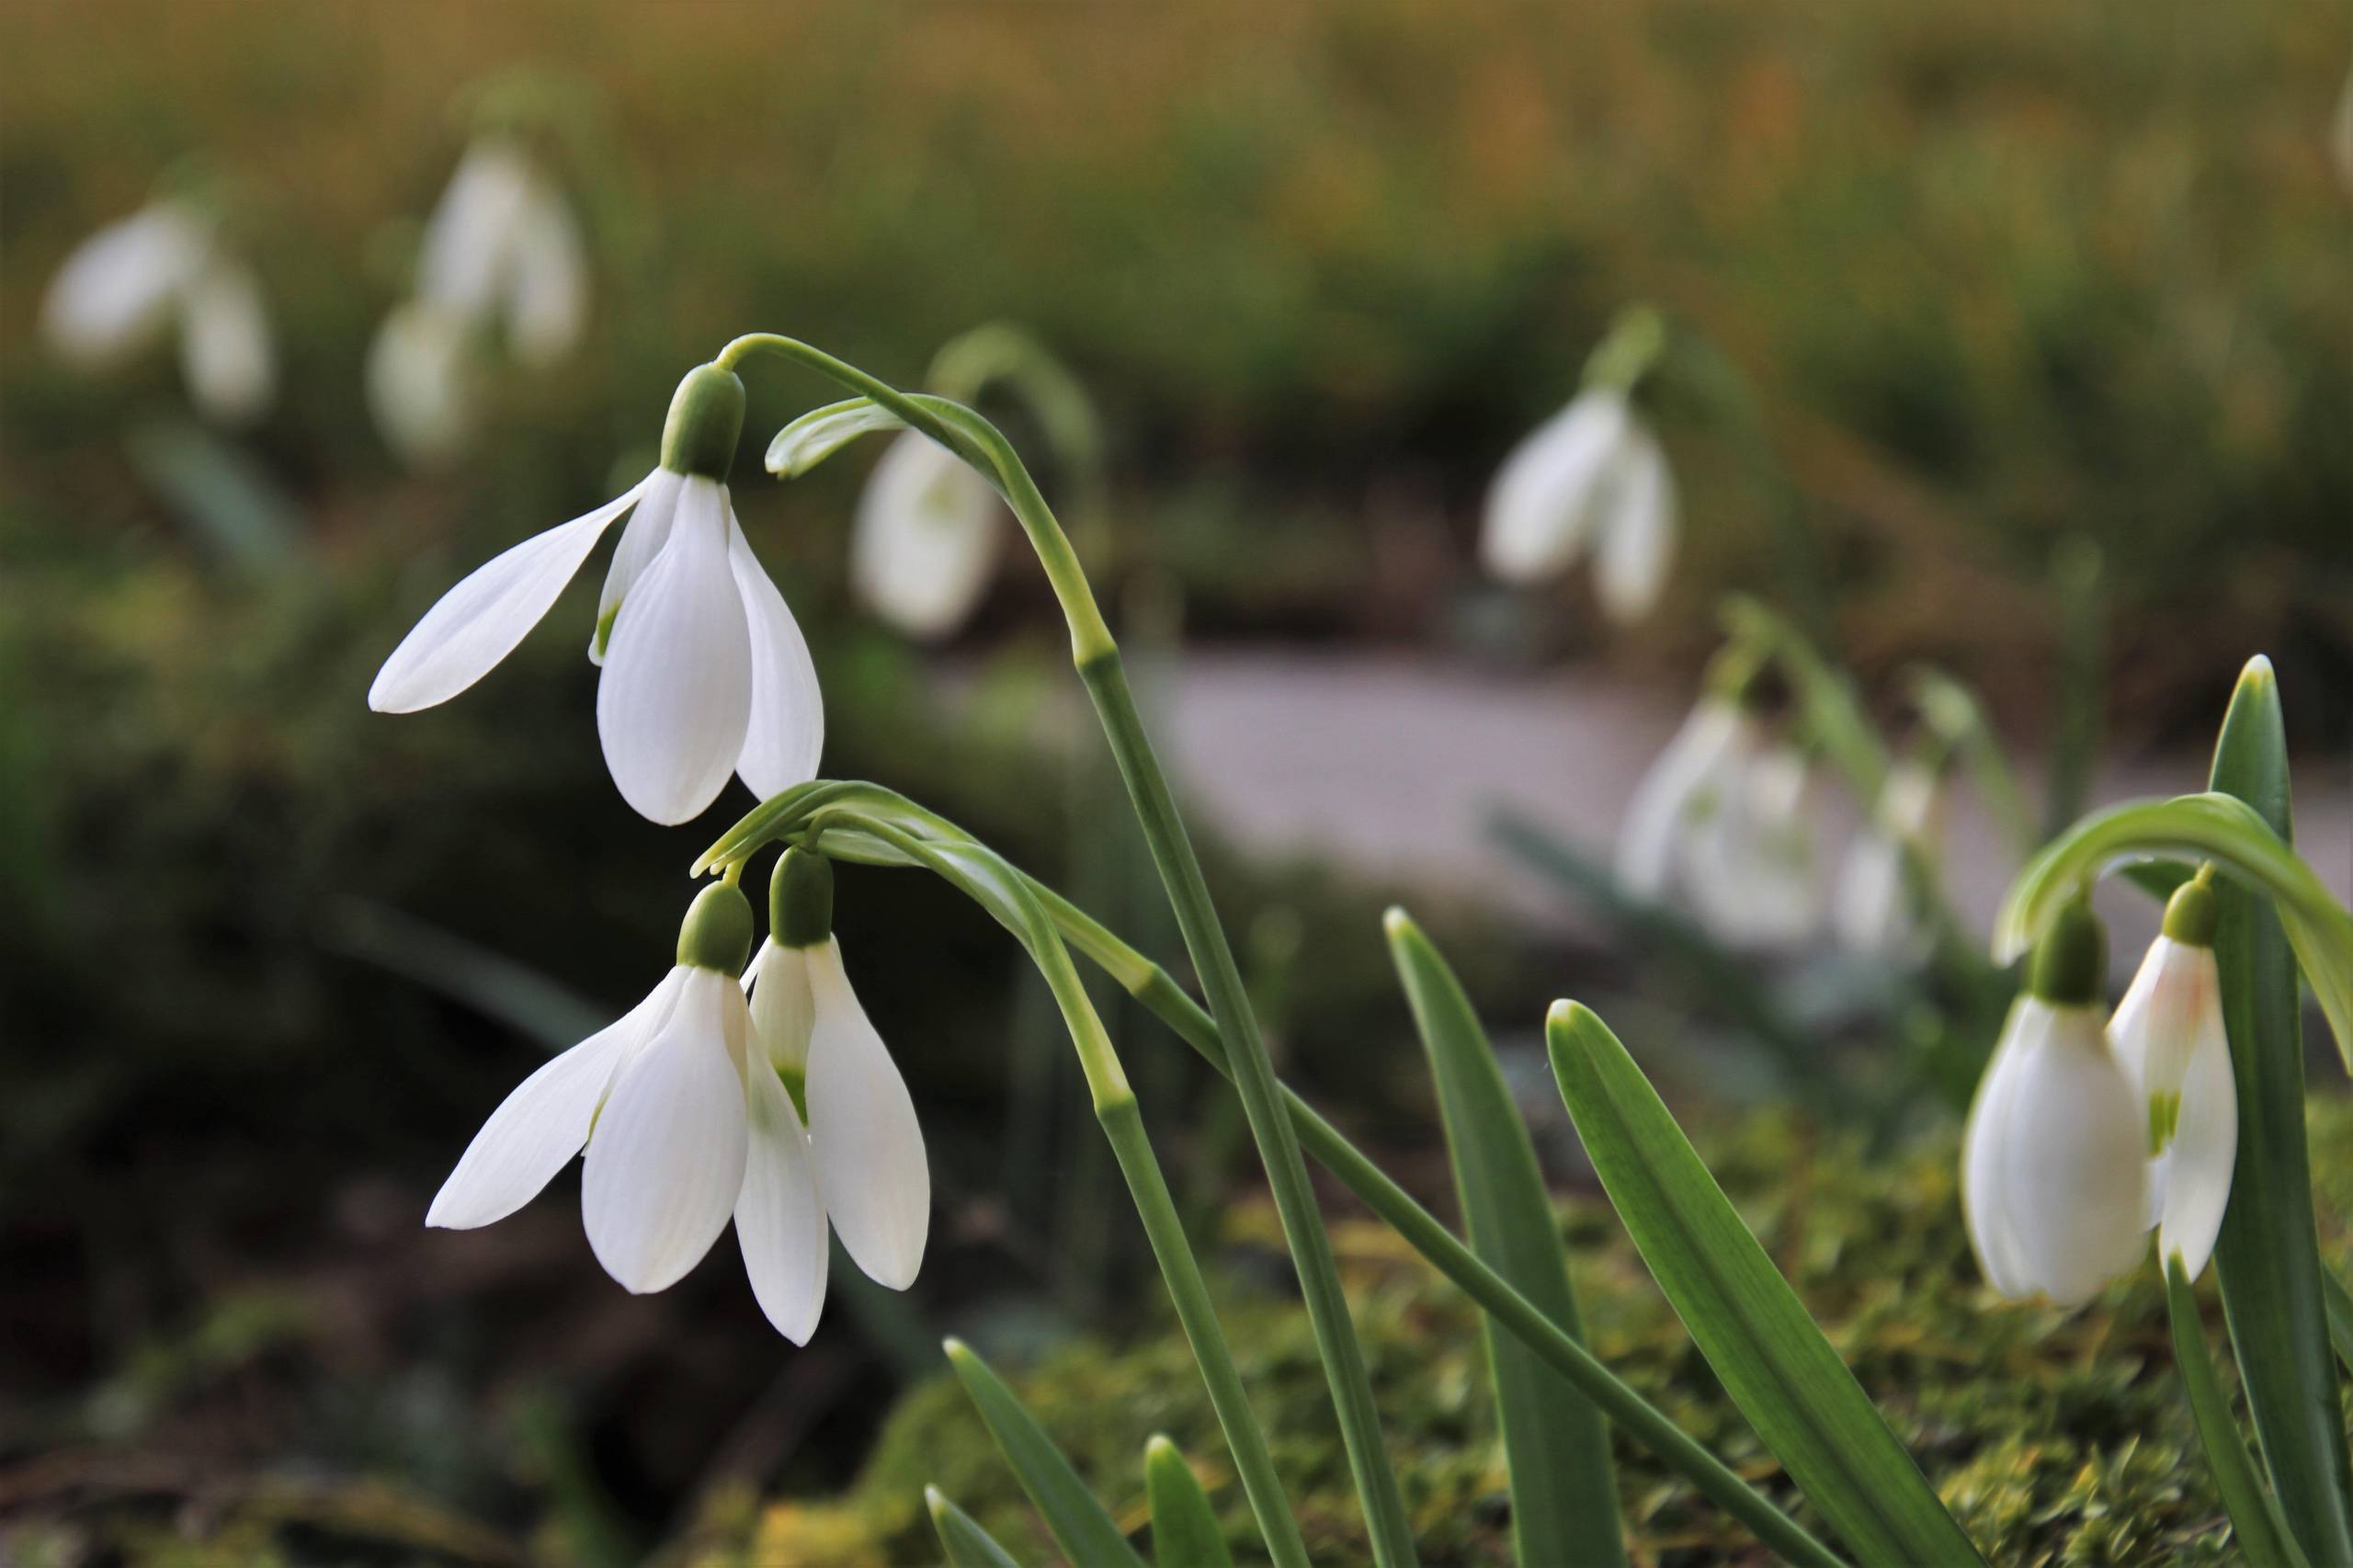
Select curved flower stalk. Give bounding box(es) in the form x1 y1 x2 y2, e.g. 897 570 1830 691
1482 306 1677 621
1832 755 1947 962
369 365 823 824
2109 868 2235 1281
1962 897 2149 1305
41 195 275 426
736 847 928 1339
428 881 759 1296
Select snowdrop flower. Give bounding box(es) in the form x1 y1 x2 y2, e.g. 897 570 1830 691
2107 868 2236 1282
1687 740 1822 949
369 365 824 824
1832 757 1947 961
41 199 275 425
1963 898 2149 1306
738 849 929 1339
1481 387 1677 622
415 135 587 368
848 430 1006 640
427 881 758 1296
1618 661 1762 901
367 300 480 468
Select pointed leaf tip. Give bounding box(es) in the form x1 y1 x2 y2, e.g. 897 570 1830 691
1381 905 1415 940
2237 653 2276 690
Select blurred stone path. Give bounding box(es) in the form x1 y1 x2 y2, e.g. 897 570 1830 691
1143 648 2353 963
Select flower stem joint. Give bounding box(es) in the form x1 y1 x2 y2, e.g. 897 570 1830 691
661 363 746 481
677 879 756 973
772 845 835 949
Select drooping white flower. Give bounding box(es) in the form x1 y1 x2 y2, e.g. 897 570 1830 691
427 883 758 1297
733 849 930 1341
1833 758 1947 961
1962 901 2149 1306
368 366 823 824
850 431 1006 640
2107 872 2235 1282
367 300 480 468
415 136 587 367
1618 694 1756 901
41 199 276 426
1481 388 1678 622
1686 741 1822 949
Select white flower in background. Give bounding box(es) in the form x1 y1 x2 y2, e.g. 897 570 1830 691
367 301 479 468
2107 870 2235 1281
369 365 824 824
1481 388 1678 623
1687 741 1822 949
1618 693 1756 902
736 849 929 1340
41 199 276 426
1963 900 2149 1306
1832 758 1947 961
427 883 758 1296
415 136 588 368
850 431 1006 640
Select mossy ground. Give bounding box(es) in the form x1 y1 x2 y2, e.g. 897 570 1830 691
686 1099 2353 1567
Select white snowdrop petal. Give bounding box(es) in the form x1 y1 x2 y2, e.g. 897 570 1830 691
597 477 754 824
851 434 1002 640
747 939 816 1074
729 507 825 797
369 477 651 713
506 178 589 368
1618 700 1748 898
582 970 752 1293
178 261 274 425
1990 1006 2149 1306
590 471 687 665
41 204 210 365
735 1053 830 1344
418 140 536 322
1688 746 1820 949
804 939 928 1289
1593 426 1677 623
368 301 477 467
1479 392 1629 584
2158 1000 2236 1283
426 969 683 1230
1961 1009 2034 1299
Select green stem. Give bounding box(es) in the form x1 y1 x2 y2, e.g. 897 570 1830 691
722 335 1417 1566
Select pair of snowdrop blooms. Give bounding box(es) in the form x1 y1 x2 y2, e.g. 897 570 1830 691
1482 382 1678 624
41 192 275 426
369 135 590 467
428 850 926 1341
1964 874 2236 1306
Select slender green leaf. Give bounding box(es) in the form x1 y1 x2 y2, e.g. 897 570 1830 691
1722 596 1891 801
124 419 304 575
2322 1268 2353 1379
926 1485 1026 1568
2205 661 2353 1563
1144 1436 1233 1568
1545 1002 1984 1566
2164 1259 2313 1568
1387 911 1624 1568
762 396 905 477
944 1338 1148 1568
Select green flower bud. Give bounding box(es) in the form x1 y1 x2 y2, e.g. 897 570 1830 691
677 880 756 973
2027 893 2106 1006
771 846 835 949
2160 863 2219 948
660 363 745 481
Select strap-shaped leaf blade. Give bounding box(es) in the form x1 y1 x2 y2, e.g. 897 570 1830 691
1387 911 1624 1568
1545 1002 1983 1565
945 1337 1149 1568
763 396 906 477
2204 661 2353 1562
1144 1435 1233 1568
2165 1260 2313 1568
926 1485 1027 1568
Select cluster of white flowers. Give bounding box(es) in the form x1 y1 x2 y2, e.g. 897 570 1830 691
429 851 927 1342
1963 877 2235 1304
40 196 275 426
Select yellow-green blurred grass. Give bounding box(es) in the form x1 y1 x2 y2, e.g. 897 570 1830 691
3 0 2347 704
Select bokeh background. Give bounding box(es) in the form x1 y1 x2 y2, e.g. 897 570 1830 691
3 2 2349 1563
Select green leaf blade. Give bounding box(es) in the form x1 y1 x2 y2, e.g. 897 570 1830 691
945 1338 1149 1568
762 396 906 477
926 1485 1028 1568
2205 660 2353 1564
1144 1435 1233 1568
1544 1002 1983 1566
2164 1260 2313 1568
1386 911 1624 1568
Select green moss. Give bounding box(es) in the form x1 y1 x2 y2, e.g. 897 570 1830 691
691 1099 2353 1567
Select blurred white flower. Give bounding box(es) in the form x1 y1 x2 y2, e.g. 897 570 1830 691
1618 695 1756 902
2108 875 2235 1283
1481 388 1677 622
1963 903 2148 1307
415 136 588 367
1686 742 1822 949
367 301 479 468
369 362 822 824
41 199 276 426
850 431 1006 640
1832 759 1947 962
